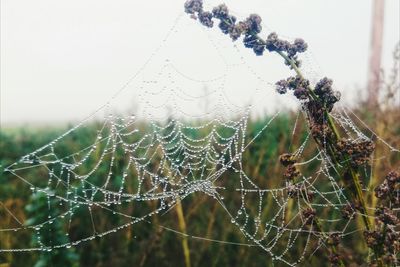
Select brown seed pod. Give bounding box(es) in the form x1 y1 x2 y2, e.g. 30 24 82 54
283 165 300 181
302 207 316 225
279 153 296 166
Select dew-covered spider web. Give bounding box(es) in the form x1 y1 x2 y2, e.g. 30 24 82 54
1 8 399 267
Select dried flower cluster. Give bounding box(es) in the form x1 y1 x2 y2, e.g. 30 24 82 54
275 76 310 100
336 138 375 167
302 207 316 225
328 233 341 247
341 203 357 220
279 153 300 181
183 0 307 58
364 171 400 265
266 33 307 67
375 170 400 206
280 153 315 201
328 252 341 266
375 207 399 225
275 75 342 146
314 77 341 112
363 226 399 266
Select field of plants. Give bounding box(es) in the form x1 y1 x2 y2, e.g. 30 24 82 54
0 102 399 266
1 0 399 266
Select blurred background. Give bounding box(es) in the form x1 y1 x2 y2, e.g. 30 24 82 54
1 0 399 125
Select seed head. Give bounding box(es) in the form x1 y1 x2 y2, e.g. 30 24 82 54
275 79 289 94
302 207 316 225
328 252 341 266
198 11 214 28
212 4 229 19
328 233 341 246
279 153 296 166
283 165 300 181
184 0 203 14
341 203 356 220
245 14 262 34
375 207 399 225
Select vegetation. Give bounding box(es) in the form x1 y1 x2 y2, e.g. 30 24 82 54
0 1 398 266
0 103 398 267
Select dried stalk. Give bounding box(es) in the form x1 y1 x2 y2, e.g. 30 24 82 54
183 1 385 265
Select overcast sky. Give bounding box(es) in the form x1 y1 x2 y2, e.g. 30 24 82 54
1 0 399 125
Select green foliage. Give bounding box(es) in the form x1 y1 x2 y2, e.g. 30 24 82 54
0 111 399 266
25 191 79 267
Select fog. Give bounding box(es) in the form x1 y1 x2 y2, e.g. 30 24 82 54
1 0 399 125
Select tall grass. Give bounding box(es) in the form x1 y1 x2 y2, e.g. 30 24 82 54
0 107 398 266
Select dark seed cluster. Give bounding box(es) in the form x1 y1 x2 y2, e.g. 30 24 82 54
386 170 400 184
275 76 310 100
212 4 237 35
229 21 249 40
310 122 334 141
244 14 262 33
375 171 400 206
306 100 327 124
184 0 203 15
243 34 265 55
341 203 356 220
302 207 316 225
305 99 336 142
364 230 383 248
336 138 375 167
365 171 400 265
328 252 341 266
375 207 399 225
279 153 300 181
283 165 300 181
280 153 316 202
275 76 341 146
328 233 341 247
265 32 290 52
313 77 341 112
184 0 308 58
198 11 214 28
266 33 307 59
363 227 399 265
211 3 229 19
375 180 390 199
279 153 296 166
383 227 399 256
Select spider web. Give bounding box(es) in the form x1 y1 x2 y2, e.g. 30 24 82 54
1 10 399 267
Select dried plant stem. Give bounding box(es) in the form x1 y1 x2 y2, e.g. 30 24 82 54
279 45 387 267
242 26 382 266
277 48 385 267
185 5 387 265
161 146 192 267
176 198 192 267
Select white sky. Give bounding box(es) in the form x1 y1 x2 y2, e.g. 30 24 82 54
1 0 399 125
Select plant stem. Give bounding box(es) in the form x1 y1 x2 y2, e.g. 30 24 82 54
176 198 192 267
276 44 384 267
218 16 383 266
249 27 382 266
